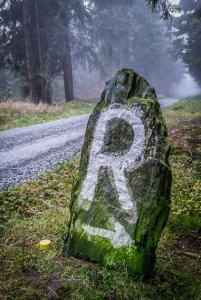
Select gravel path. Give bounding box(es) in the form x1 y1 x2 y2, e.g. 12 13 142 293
0 114 90 191
158 98 180 110
0 98 179 191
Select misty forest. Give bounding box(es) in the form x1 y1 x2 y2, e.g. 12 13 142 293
0 0 201 103
1 1 201 299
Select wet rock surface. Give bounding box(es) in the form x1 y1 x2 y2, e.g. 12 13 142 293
64 69 172 277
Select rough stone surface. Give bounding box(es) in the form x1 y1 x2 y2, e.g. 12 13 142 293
63 69 172 278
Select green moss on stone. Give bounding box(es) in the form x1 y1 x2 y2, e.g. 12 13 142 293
64 69 172 278
67 225 154 278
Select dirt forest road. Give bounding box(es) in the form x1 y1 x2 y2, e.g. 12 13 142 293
0 98 179 191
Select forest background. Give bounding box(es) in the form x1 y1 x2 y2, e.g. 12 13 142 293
0 0 201 104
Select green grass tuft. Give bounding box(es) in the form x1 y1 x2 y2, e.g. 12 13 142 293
170 95 201 110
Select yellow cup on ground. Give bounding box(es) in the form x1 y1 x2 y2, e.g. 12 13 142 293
40 239 51 250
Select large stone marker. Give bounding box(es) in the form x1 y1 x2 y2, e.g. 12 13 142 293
63 69 172 277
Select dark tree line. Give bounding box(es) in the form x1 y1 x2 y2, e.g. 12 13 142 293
0 0 89 103
1 0 200 104
86 1 185 96
168 0 201 87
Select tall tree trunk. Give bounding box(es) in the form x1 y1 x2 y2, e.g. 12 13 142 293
35 0 52 105
63 15 74 102
35 0 44 100
23 0 39 104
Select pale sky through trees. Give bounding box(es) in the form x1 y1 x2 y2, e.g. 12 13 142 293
169 0 180 4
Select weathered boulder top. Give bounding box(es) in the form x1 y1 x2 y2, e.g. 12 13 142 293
64 69 172 278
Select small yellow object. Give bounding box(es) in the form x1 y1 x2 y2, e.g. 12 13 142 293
40 239 51 250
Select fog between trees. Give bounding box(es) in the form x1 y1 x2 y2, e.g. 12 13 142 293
0 0 200 103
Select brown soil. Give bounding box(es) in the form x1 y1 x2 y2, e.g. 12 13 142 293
168 116 201 156
177 232 201 252
24 266 66 299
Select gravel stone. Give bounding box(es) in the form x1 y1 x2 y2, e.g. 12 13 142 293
0 114 90 191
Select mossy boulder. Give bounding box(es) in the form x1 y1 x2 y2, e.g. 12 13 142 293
63 69 172 278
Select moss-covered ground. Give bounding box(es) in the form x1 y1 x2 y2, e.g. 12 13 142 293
0 95 201 299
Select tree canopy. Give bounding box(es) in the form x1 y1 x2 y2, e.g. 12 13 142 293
169 0 201 86
89 1 184 96
0 0 179 103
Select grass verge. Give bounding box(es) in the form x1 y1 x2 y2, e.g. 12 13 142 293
0 96 201 299
0 99 96 131
163 95 201 128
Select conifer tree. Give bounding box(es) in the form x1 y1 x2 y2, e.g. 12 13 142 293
168 0 201 86
89 1 184 96
0 0 175 103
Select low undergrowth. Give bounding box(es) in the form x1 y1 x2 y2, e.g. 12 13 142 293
163 95 201 128
0 96 201 299
0 98 96 131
